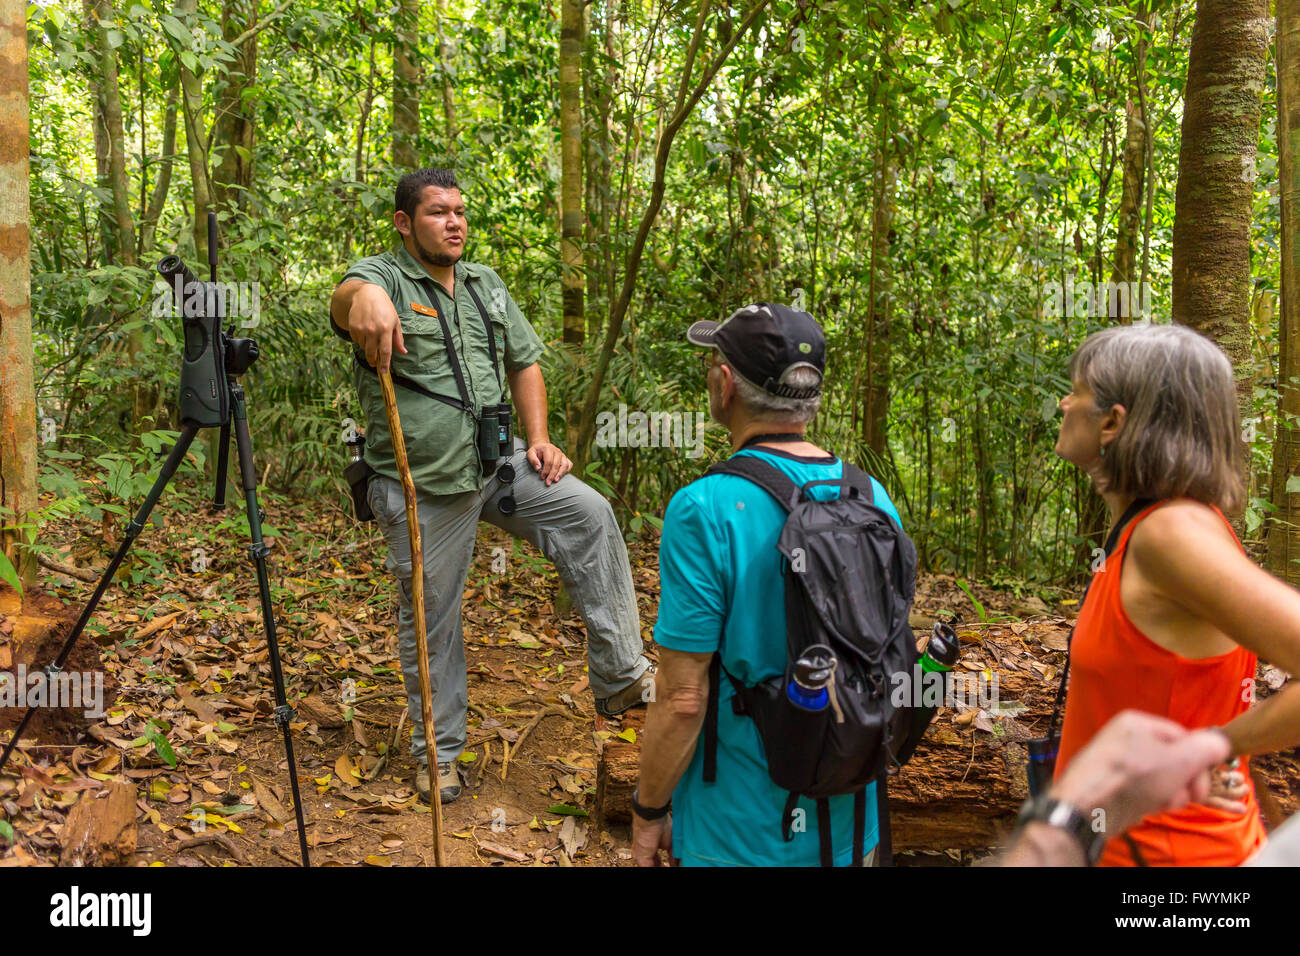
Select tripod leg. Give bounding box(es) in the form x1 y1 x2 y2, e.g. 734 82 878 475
228 382 311 867
0 422 201 774
213 420 231 510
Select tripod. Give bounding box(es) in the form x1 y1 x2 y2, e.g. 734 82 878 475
0 215 311 866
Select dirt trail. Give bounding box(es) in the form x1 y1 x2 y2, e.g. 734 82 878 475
1 491 1295 867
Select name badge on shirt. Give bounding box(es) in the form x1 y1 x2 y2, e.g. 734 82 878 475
409 302 440 318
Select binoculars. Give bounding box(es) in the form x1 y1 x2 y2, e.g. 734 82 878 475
478 402 513 472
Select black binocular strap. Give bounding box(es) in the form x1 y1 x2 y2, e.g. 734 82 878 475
352 351 468 412
462 280 506 396
349 271 511 417
350 278 475 415
415 277 476 410
1047 497 1155 739
1122 833 1149 866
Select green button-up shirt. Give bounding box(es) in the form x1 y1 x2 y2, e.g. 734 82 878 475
332 244 544 496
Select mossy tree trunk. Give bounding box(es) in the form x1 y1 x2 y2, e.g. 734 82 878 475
0 0 37 587
1269 0 1300 582
1170 0 1269 493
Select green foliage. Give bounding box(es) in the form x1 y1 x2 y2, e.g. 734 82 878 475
0 552 22 596
137 719 178 768
23 0 1286 588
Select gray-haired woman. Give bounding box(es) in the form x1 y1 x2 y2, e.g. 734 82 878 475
1051 323 1300 866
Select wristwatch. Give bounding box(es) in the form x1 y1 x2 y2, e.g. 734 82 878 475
1015 795 1105 866
631 788 672 822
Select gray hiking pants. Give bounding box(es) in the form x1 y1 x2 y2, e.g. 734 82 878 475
367 440 649 764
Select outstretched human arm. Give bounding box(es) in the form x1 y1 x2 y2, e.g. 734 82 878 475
1001 711 1229 866
507 362 571 485
330 279 405 373
1128 502 1300 757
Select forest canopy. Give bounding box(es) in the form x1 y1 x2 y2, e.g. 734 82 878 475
7 0 1298 591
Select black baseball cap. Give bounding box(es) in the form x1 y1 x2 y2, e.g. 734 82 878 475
686 302 826 399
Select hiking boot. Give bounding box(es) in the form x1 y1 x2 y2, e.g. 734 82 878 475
415 761 462 804
594 666 657 718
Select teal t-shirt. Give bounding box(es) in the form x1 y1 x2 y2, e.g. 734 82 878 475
654 446 904 867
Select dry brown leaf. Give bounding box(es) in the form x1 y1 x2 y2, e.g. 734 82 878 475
251 776 290 824
335 755 360 787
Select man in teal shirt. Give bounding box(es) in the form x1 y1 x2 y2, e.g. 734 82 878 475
632 303 902 866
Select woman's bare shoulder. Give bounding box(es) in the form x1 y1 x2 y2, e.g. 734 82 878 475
1129 499 1236 556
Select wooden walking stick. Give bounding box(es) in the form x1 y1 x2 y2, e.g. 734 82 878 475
377 370 445 867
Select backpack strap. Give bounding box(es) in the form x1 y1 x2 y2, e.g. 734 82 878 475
841 462 877 504
711 455 881 511
781 792 801 843
816 798 833 867
853 788 867 867
702 653 721 783
874 774 893 866
705 455 801 512
798 461 878 505
702 654 756 784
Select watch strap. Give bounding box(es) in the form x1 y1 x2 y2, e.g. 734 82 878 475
631 788 672 821
1016 795 1104 865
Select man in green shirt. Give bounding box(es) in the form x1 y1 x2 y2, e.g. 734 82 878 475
330 168 652 803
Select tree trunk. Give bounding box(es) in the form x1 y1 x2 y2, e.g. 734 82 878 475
560 0 585 349
89 0 137 268
862 116 895 458
0 0 37 587
83 0 115 264
355 37 376 183
139 77 179 257
1270 0 1300 583
176 0 214 262
1111 7 1150 312
392 0 421 169
435 0 456 145
212 0 258 211
593 2 619 342
1170 0 1268 433
571 0 770 474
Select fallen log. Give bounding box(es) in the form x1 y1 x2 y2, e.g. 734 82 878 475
594 740 638 830
594 619 1299 855
594 629 1063 852
59 780 138 866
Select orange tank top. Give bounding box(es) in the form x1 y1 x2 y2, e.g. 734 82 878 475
1054 500 1266 867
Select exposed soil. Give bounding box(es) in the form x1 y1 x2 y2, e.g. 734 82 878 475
0 585 115 745
1 484 1295 868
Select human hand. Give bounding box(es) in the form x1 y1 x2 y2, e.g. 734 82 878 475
1051 710 1231 836
631 814 674 867
349 283 406 373
526 441 572 486
1204 760 1250 815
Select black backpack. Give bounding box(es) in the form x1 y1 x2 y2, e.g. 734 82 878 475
700 455 920 867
